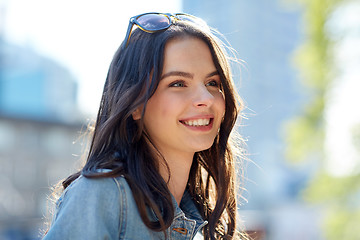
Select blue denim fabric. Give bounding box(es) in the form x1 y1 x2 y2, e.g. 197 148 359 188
43 174 207 240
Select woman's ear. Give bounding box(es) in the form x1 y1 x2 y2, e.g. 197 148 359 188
132 107 142 120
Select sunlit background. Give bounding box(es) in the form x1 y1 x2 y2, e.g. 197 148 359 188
0 0 359 239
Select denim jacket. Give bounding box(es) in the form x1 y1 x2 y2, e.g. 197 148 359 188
43 174 207 240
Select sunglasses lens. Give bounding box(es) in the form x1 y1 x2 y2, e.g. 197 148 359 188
137 14 171 31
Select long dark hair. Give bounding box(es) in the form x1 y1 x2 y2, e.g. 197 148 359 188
63 19 245 239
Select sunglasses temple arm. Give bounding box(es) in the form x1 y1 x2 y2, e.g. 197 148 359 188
122 21 135 49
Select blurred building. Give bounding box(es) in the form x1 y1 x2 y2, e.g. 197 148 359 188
0 41 79 122
0 40 86 239
182 1 322 239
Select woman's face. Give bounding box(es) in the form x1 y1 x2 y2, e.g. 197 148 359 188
138 37 225 159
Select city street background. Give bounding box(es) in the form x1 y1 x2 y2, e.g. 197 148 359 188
1 0 359 239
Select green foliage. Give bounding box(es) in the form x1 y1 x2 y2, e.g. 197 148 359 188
284 116 324 163
324 207 360 240
284 0 333 164
304 172 360 203
284 0 360 239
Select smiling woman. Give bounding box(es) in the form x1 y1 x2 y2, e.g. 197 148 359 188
43 12 247 240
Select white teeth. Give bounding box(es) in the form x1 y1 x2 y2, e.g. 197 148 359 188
183 119 210 126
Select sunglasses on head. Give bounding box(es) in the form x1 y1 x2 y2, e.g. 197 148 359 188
122 12 204 49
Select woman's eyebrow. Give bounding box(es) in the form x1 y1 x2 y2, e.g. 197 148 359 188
161 71 194 80
161 70 219 80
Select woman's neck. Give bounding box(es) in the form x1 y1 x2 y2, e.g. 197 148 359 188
157 150 194 205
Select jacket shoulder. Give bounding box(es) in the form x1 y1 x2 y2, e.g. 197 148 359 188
44 175 129 239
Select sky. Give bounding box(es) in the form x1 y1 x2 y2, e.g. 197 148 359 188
1 0 181 115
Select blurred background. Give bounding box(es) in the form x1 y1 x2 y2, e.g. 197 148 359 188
0 0 359 239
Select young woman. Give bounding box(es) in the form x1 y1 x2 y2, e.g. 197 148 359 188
43 12 246 240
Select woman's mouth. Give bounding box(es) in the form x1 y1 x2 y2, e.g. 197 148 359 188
181 118 211 126
179 118 214 131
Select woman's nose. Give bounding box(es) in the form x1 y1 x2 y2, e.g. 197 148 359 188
192 85 214 108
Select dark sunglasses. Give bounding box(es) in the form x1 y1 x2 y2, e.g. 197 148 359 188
122 12 202 49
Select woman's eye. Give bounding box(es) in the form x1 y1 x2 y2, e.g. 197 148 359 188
206 80 220 87
170 81 186 87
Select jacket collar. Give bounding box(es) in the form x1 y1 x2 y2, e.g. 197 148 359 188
172 190 207 228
